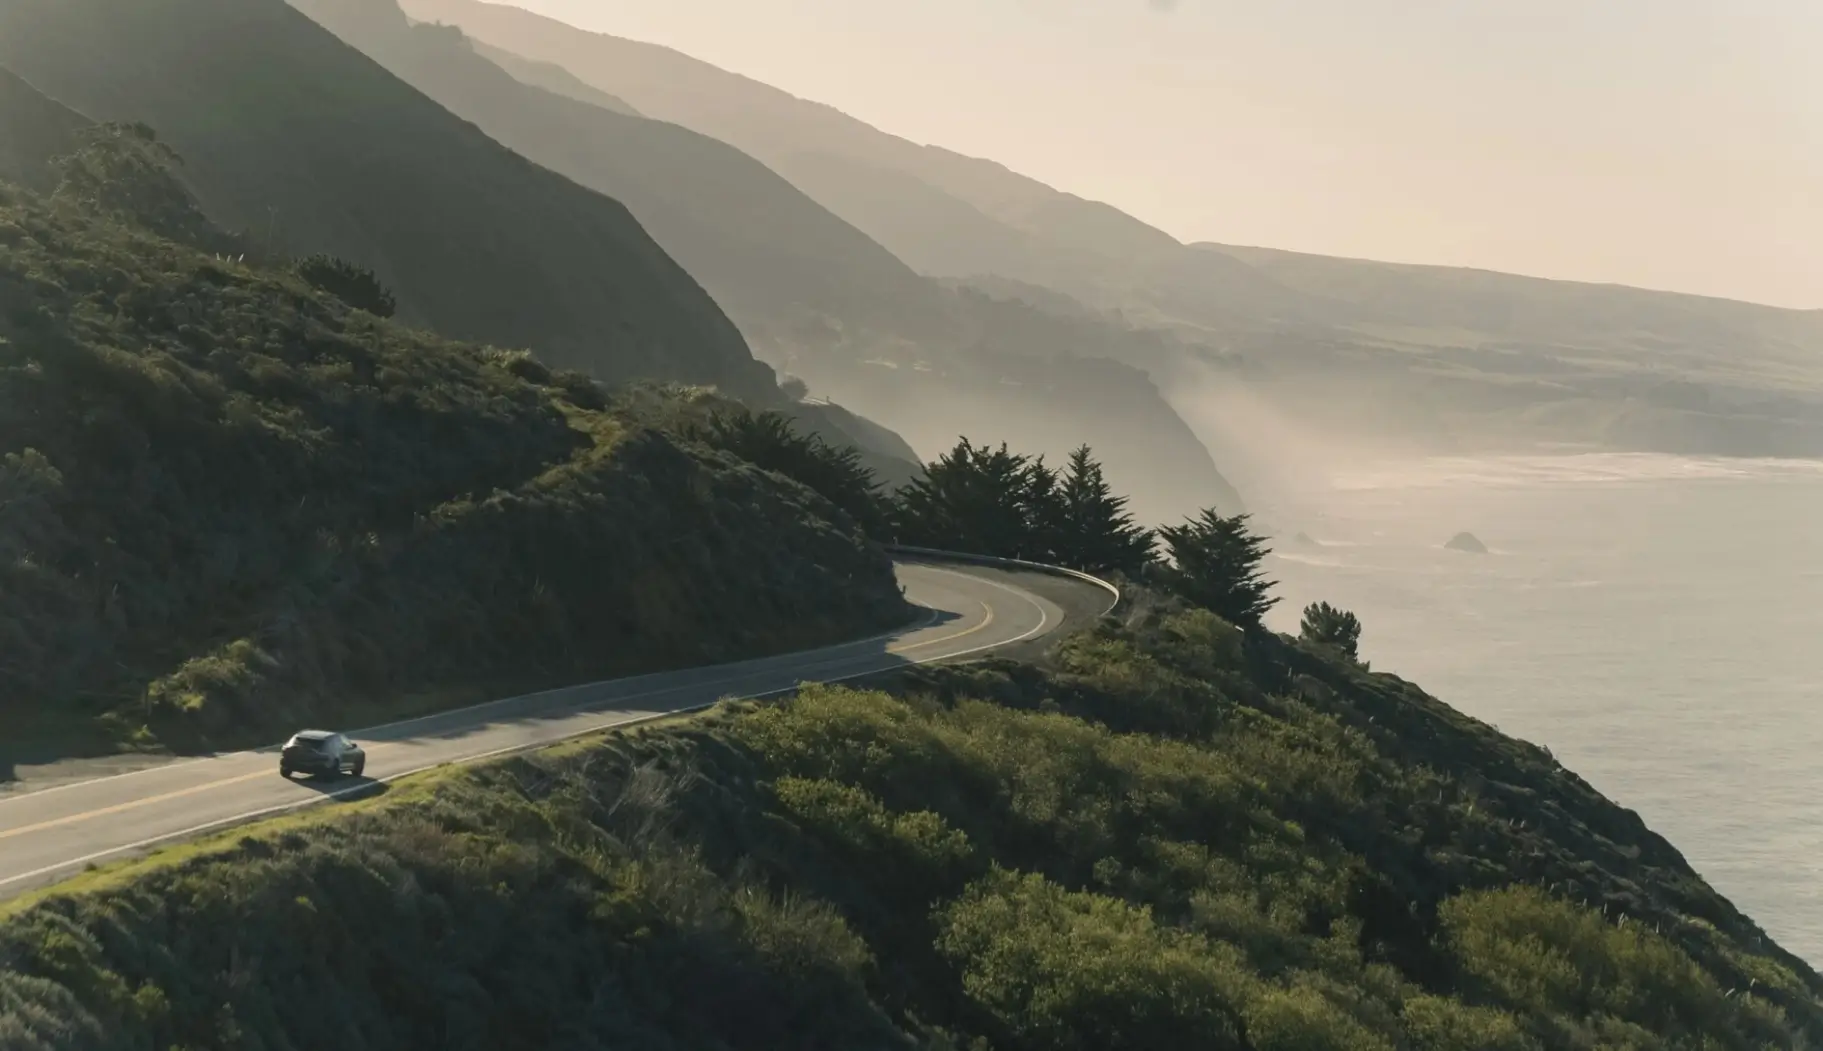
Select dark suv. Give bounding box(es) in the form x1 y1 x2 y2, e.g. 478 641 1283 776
280 730 367 780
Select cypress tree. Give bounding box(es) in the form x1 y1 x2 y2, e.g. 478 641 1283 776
1300 601 1364 662
1155 510 1278 629
1051 445 1156 575
893 439 1038 558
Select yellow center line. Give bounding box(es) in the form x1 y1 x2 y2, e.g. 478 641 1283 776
887 599 993 655
0 769 273 842
1 597 1004 846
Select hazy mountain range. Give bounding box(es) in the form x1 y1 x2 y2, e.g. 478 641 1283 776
287 0 1245 522
3 0 1819 531
410 0 1823 475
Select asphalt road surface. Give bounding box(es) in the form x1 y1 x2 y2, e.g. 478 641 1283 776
0 558 1111 899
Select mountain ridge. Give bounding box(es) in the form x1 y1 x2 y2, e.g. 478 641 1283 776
292 0 955 348
397 0 1310 323
470 37 643 116
1207 241 1823 320
0 67 87 190
0 0 778 398
408 0 1823 463
324 0 1245 522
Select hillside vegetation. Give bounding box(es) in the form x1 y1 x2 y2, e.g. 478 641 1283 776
0 0 776 398
3 595 1817 1049
0 127 907 760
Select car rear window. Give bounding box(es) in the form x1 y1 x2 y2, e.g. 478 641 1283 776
289 737 330 750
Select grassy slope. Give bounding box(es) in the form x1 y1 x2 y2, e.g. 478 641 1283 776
2 602 1816 1049
0 165 907 759
0 0 775 398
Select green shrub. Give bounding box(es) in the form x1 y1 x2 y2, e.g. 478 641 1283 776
1400 994 1537 1051
938 867 1251 1050
1438 885 1785 1042
1244 981 1393 1051
294 254 397 317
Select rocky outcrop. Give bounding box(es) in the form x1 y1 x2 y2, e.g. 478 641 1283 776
1445 531 1488 554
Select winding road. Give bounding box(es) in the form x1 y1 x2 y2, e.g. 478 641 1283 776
0 556 1113 900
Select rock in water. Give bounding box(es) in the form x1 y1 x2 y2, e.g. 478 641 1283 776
1445 531 1489 554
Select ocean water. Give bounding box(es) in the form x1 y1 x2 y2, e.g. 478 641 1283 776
1253 452 1823 966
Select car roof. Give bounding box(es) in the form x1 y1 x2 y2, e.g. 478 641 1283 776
292 729 337 740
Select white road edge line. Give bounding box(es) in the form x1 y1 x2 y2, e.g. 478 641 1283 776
0 570 1053 892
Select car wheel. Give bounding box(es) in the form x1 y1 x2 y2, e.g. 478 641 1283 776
280 766 293 779
353 758 366 778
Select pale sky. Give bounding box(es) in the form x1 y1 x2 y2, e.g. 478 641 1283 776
503 1 1820 310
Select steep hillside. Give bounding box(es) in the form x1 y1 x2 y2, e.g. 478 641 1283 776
398 0 1311 328
298 0 1241 522
0 67 86 190
0 141 906 764
4 600 1818 1048
0 0 776 397
469 38 643 116
291 0 953 350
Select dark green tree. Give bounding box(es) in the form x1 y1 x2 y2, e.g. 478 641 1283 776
1050 445 1156 575
1300 601 1363 662
295 254 398 318
1154 510 1278 629
688 409 884 533
892 439 1055 561
1022 454 1068 564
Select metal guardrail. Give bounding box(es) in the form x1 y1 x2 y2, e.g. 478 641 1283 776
882 543 1122 615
